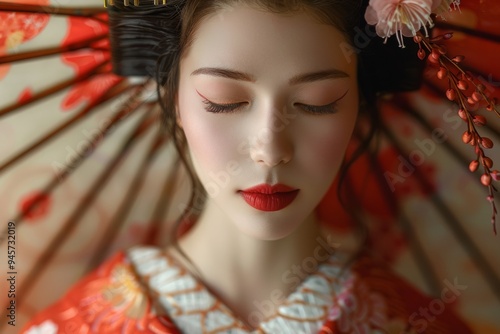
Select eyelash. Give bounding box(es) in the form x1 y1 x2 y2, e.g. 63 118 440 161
202 100 245 114
201 99 339 115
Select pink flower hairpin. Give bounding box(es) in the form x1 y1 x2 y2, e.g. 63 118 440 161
365 0 500 234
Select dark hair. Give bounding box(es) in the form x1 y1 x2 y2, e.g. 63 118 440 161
108 0 424 263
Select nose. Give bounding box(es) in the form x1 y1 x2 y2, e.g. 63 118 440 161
249 108 293 167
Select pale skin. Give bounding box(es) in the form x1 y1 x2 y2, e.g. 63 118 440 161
167 4 359 327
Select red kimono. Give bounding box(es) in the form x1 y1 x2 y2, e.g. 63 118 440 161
21 246 472 333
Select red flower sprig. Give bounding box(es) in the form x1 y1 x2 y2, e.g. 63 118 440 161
414 31 500 234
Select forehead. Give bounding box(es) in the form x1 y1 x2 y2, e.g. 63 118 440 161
181 5 355 81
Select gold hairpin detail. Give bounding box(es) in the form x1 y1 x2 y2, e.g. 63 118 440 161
104 0 167 7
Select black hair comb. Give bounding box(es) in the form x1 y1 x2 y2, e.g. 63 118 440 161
104 0 167 7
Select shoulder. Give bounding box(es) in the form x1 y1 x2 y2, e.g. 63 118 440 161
21 247 180 334
322 250 473 334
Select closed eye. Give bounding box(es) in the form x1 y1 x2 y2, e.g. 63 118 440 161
202 89 349 114
202 100 245 113
295 89 349 115
295 101 339 115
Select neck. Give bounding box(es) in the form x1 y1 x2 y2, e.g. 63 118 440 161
169 199 337 325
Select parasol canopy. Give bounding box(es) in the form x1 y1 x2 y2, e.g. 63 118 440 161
0 0 499 332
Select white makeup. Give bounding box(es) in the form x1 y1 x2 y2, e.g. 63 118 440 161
176 5 359 240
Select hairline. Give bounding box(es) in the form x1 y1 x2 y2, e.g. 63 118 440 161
179 1 353 61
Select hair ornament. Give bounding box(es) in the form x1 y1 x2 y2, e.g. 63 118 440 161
104 0 168 7
365 0 500 234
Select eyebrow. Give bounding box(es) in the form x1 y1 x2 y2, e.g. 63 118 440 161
191 67 349 85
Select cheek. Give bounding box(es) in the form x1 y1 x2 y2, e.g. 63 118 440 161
310 89 358 171
183 119 225 170
300 112 357 175
180 106 239 174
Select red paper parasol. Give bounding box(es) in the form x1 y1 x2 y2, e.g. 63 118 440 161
0 0 499 332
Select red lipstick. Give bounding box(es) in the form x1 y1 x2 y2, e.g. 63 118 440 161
239 184 299 211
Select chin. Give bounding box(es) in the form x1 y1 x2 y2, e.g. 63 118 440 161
233 212 307 241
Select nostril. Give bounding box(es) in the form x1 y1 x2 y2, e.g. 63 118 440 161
250 146 292 167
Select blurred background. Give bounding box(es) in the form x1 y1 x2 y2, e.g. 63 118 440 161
0 0 499 333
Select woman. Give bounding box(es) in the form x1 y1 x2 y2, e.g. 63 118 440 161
22 0 474 333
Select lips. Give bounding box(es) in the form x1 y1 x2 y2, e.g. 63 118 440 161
239 184 299 211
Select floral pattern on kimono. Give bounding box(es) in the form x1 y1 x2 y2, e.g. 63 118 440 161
21 246 472 334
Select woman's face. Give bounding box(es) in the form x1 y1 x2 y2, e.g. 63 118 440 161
176 4 359 240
